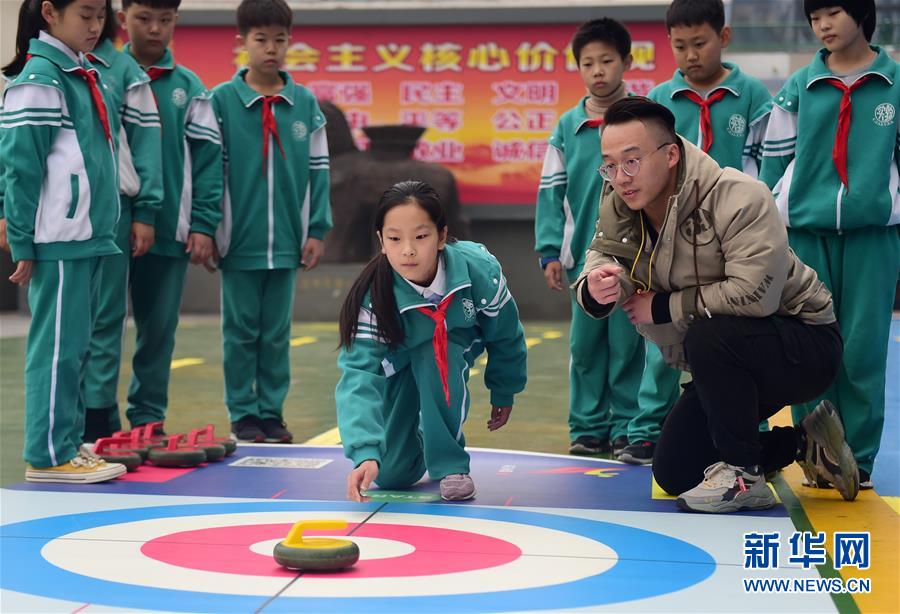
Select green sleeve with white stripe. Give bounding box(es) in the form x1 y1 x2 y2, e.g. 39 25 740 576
122 78 163 224
743 79 773 178
336 313 390 468
759 77 799 191
1 82 61 261
307 98 332 241
477 258 527 407
534 122 567 260
185 96 224 237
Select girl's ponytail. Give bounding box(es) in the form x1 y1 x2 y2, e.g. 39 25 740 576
3 0 81 78
339 253 403 349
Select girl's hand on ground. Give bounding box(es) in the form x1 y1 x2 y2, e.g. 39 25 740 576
487 405 512 431
347 460 379 502
9 260 33 286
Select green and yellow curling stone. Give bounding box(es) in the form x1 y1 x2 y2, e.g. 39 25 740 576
273 520 360 571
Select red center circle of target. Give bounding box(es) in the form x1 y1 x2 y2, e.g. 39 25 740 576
141 523 521 577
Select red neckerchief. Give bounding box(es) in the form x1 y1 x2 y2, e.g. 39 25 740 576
824 76 869 191
584 117 604 128
416 291 457 407
679 89 728 153
72 67 111 141
145 66 172 81
261 95 286 169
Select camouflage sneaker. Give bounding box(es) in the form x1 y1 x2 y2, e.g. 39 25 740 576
797 400 859 501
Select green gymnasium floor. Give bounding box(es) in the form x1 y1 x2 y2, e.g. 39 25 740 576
0 317 573 486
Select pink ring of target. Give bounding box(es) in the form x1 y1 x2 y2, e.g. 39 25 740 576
140 522 522 577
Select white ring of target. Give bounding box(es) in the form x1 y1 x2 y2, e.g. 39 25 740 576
40 511 617 597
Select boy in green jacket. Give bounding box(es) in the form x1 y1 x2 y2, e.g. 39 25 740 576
760 0 898 490
625 0 774 465
212 0 332 443
82 14 163 441
119 0 224 432
534 18 644 457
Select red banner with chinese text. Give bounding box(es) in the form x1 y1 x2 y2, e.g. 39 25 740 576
167 23 676 206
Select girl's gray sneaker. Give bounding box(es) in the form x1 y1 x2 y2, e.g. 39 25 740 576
440 473 476 501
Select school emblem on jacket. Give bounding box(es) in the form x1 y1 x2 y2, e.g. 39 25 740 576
462 298 476 321
171 87 188 108
292 120 308 141
873 103 895 127
727 114 746 137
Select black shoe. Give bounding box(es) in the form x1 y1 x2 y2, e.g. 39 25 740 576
859 469 873 490
83 407 118 443
260 418 293 443
132 422 167 437
611 436 629 457
231 416 266 443
569 436 609 455
618 441 655 465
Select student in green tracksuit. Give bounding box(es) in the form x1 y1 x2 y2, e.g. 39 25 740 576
119 0 223 431
534 18 644 457
1 0 127 483
80 17 163 441
212 0 332 443
761 0 898 490
338 181 527 502
625 0 774 465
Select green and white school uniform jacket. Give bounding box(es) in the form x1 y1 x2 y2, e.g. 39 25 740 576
212 69 332 270
87 39 162 224
124 44 223 256
0 33 119 263
534 97 608 277
648 63 772 176
336 241 528 468
760 46 900 230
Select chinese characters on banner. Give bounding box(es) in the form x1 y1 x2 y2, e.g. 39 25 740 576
171 23 676 205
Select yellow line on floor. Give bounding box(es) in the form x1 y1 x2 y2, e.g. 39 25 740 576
290 336 318 347
170 358 204 369
882 497 900 515
525 337 542 348
470 368 481 376
303 426 341 445
541 330 563 340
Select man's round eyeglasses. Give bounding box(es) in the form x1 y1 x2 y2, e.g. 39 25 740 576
597 142 673 182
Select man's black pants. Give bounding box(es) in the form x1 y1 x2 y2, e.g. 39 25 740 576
653 315 842 496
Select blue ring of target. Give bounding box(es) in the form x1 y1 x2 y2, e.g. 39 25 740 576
1 501 714 612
